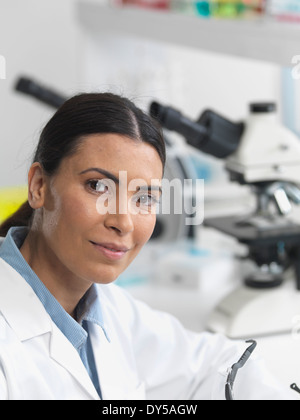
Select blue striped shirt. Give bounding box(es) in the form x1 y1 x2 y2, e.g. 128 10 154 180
0 227 106 398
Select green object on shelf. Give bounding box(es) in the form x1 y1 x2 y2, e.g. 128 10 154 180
211 1 247 18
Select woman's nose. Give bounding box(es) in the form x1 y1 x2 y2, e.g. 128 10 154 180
103 209 134 235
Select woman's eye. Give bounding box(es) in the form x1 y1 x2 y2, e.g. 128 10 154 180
88 180 108 193
136 194 159 208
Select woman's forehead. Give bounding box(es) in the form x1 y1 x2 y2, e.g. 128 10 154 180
62 133 164 180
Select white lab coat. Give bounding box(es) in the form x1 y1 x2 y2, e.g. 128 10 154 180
0 257 293 400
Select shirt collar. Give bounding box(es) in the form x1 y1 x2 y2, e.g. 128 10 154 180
0 227 110 346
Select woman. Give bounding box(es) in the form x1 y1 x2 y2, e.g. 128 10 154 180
0 93 291 400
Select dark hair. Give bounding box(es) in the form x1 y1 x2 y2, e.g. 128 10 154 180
0 93 165 237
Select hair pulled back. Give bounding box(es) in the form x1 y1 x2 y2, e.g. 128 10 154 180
0 93 165 237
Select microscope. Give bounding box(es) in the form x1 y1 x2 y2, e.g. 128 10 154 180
150 101 300 338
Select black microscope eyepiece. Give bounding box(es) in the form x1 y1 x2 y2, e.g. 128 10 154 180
150 101 244 159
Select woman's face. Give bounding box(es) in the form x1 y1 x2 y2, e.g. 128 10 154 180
36 134 163 286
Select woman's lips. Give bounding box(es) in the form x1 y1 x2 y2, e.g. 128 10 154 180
90 241 130 261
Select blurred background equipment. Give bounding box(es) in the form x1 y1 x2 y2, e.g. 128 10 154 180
15 77 66 109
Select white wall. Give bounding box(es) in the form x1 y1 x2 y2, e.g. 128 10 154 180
0 0 81 188
82 31 282 120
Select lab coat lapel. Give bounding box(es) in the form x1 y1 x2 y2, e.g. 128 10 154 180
90 323 145 400
90 326 124 400
49 322 100 400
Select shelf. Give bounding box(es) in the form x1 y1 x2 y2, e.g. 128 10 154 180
77 2 300 67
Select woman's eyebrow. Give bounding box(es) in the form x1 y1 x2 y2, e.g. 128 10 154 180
79 168 162 193
138 185 162 195
78 167 119 184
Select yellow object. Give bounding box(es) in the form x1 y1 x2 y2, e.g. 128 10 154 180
0 186 28 223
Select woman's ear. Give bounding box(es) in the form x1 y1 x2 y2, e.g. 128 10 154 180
27 163 47 210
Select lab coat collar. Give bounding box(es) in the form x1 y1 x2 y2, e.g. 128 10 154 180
0 257 52 341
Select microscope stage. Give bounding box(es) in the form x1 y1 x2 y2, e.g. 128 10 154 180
204 215 300 246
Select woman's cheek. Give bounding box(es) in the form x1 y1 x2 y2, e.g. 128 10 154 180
136 214 157 245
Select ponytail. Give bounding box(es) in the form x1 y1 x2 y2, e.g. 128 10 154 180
0 201 33 237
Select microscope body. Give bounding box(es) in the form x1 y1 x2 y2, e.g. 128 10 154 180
197 103 300 338
204 104 300 290
226 104 300 186
150 99 300 337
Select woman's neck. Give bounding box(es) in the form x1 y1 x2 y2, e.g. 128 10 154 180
20 230 92 318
